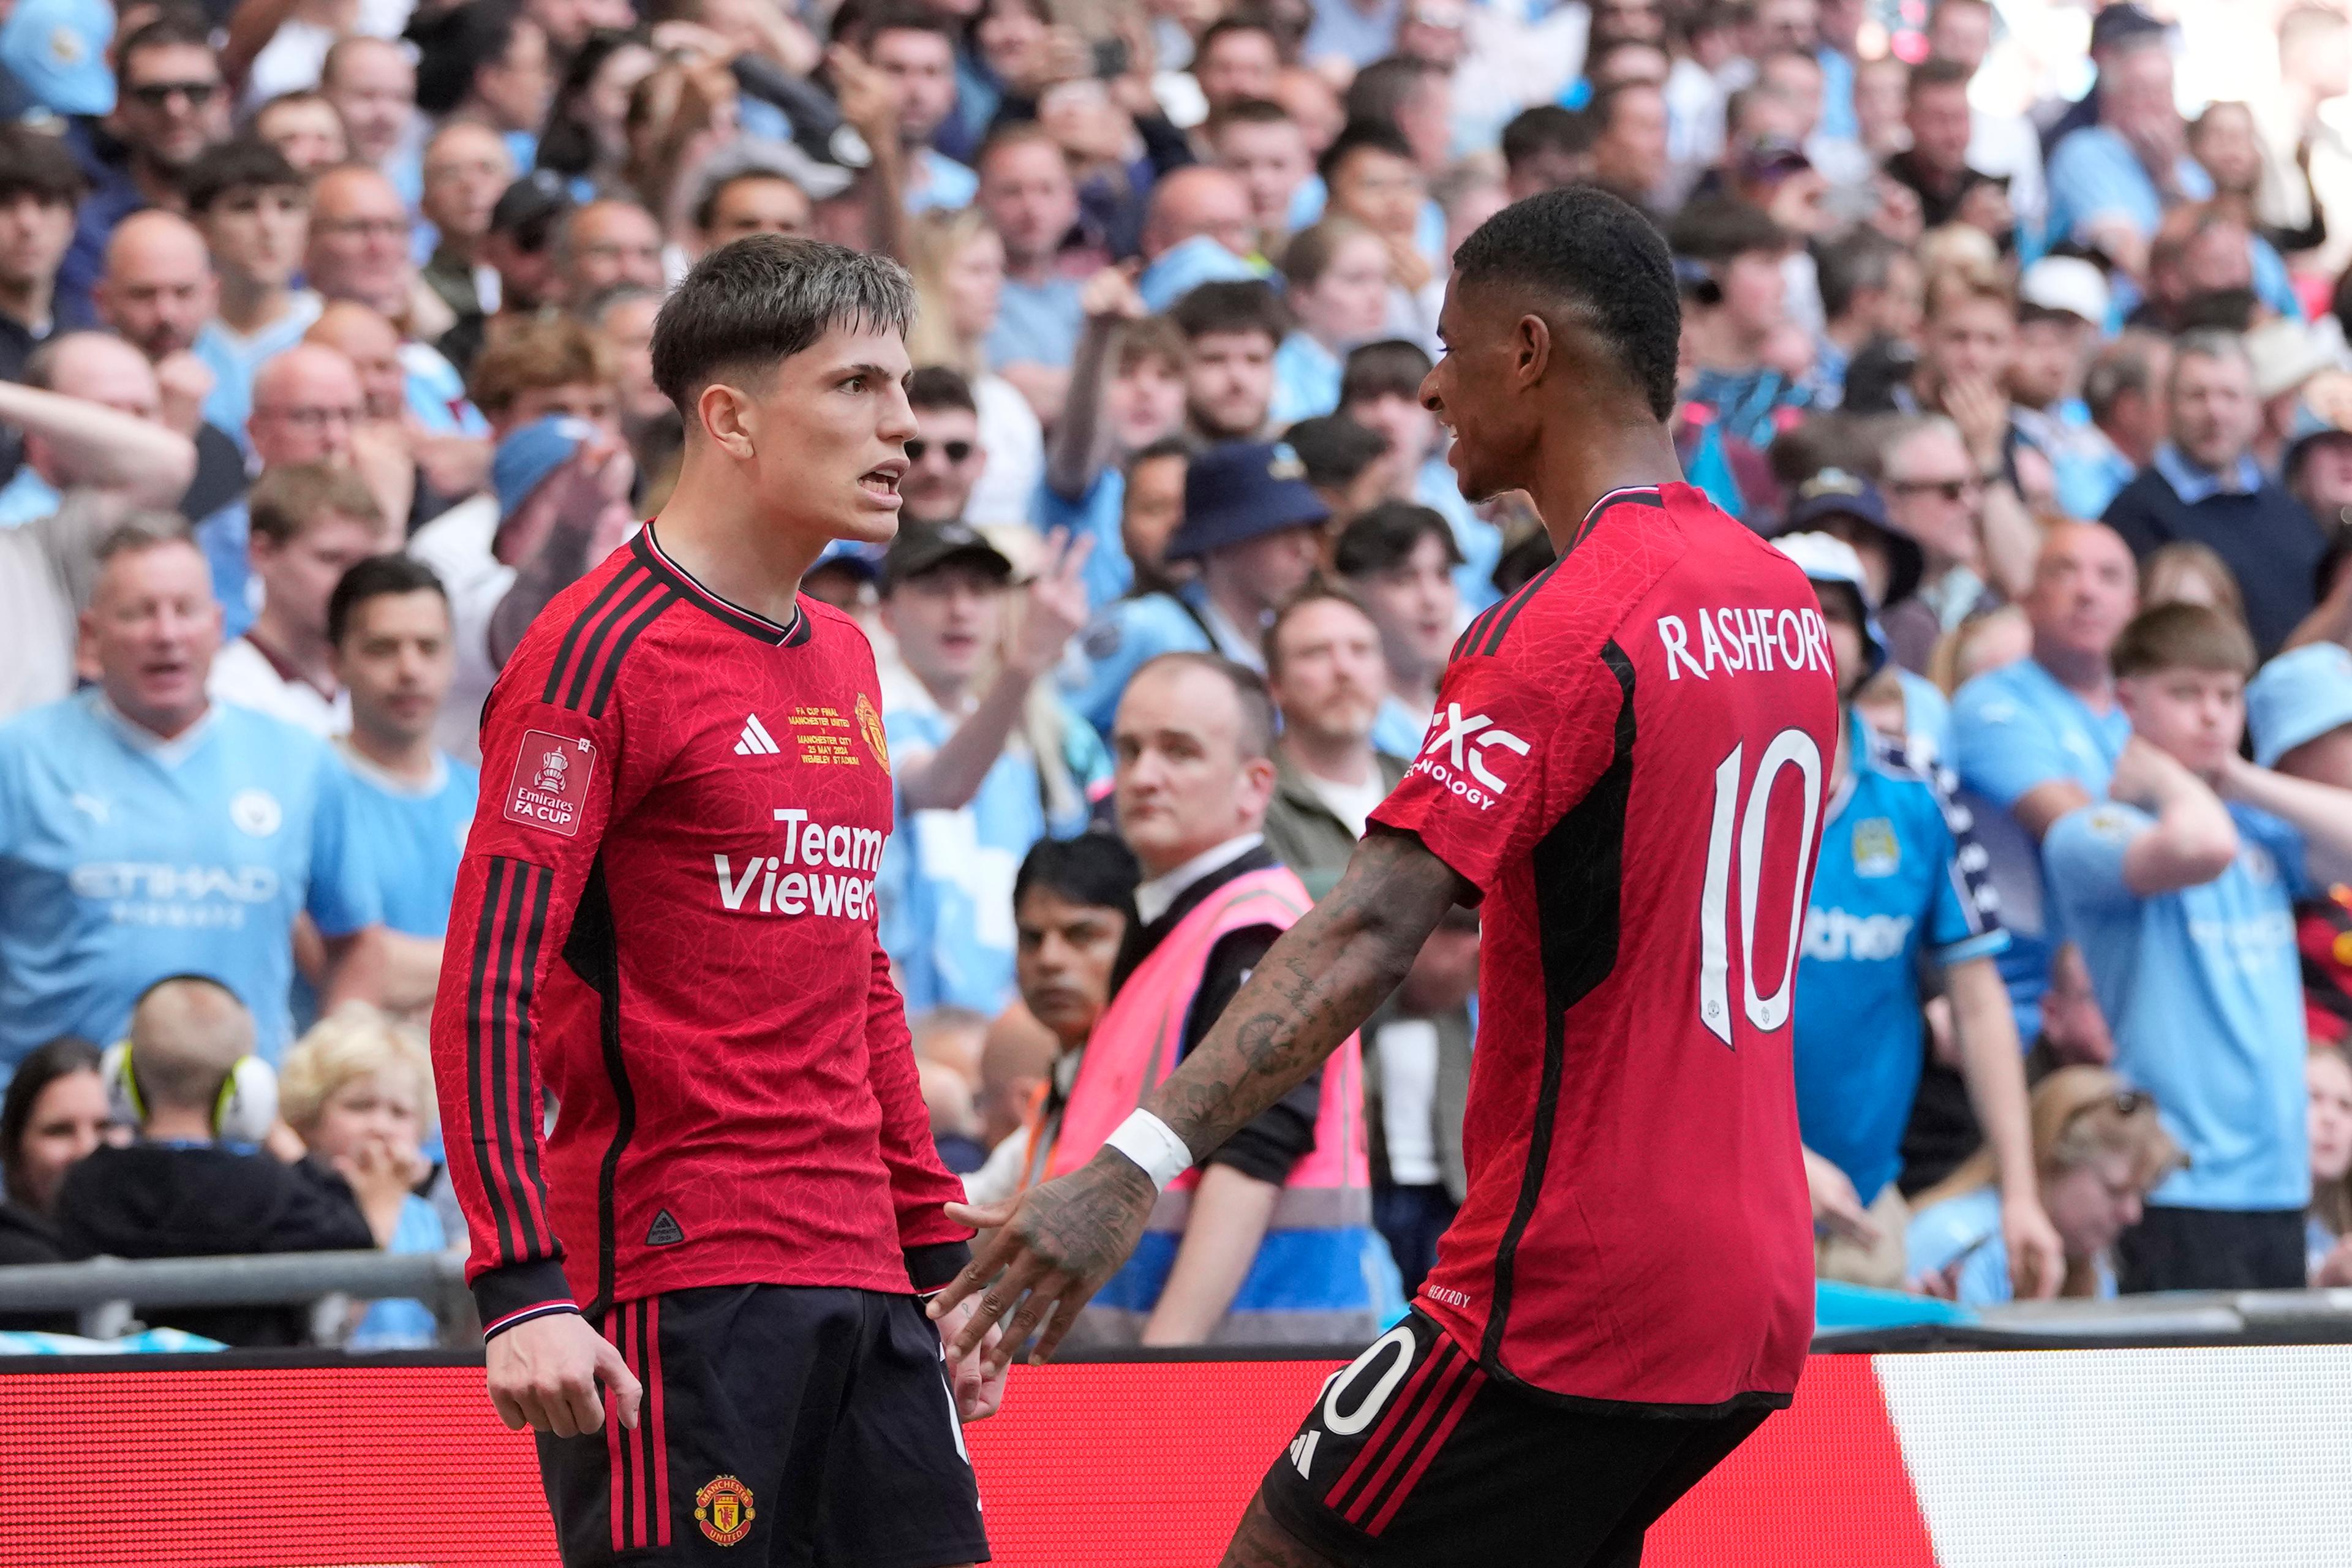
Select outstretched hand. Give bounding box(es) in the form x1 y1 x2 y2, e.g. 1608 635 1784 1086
927 1148 1159 1374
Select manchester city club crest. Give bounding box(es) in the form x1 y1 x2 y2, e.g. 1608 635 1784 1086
1852 818 1899 878
695 1474 756 1546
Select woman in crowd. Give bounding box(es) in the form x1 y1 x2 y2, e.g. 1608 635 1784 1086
279 1005 447 1349
1907 1067 2184 1305
0 1038 115 1325
2308 1047 2352 1285
1271 217 1393 424
537 30 661 196
907 208 1047 526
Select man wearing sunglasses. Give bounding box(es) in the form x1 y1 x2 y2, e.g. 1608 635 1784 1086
58 13 230 331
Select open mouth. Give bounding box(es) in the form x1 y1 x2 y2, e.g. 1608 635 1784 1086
859 459 906 500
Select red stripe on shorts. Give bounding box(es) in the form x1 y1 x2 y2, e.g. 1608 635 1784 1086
1324 1336 1457 1513
1341 1346 1476 1527
1368 1363 1488 1537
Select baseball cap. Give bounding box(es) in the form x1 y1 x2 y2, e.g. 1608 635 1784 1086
1164 441 1330 561
880 521 1014 594
1773 530 1889 680
2247 643 2352 768
2018 256 2111 328
1 0 115 117
494 415 599 517
1779 469 1925 609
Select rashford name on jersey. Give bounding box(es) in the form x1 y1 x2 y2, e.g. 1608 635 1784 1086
1370 484 1840 1414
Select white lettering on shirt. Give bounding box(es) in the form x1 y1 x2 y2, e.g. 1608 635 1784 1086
1658 608 1833 681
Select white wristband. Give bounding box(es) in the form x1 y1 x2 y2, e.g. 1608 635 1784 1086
1102 1109 1193 1191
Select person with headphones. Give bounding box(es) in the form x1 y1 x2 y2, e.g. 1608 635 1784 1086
51 975 413 1347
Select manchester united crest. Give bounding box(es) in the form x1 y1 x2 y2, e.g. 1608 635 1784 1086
855 692 889 771
695 1474 755 1546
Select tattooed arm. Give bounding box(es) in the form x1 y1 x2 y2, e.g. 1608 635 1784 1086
930 830 1469 1368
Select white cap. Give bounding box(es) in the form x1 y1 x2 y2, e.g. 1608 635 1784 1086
2018 257 2110 328
2245 319 2339 404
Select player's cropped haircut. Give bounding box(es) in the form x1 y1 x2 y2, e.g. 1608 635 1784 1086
1014 832 1141 916
2109 601 2256 680
329 552 448 646
1452 186 1682 421
652 235 916 417
248 462 383 548
1131 652 1276 760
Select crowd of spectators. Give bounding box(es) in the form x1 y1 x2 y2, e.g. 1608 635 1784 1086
3 0 2352 1345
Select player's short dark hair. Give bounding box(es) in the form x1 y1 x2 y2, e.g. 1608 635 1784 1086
1167 279 1287 346
2110 601 2256 680
1500 105 1594 173
907 364 975 414
183 139 305 216
1815 228 1905 321
1128 652 1276 760
1453 186 1680 421
115 9 211 88
1340 339 1433 407
1013 832 1141 916
652 235 916 416
329 553 448 647
1336 500 1464 576
1318 118 1418 187
1284 414 1389 487
0 124 86 206
1908 56 1975 97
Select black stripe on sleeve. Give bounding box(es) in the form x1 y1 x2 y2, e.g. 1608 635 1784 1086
587 589 679 719
543 566 643 706
560 573 665 712
466 858 519 1266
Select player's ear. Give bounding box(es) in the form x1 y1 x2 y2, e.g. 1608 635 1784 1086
695 381 758 461
1513 313 1552 388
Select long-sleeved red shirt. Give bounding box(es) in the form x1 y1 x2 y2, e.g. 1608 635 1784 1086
428 528 971 1338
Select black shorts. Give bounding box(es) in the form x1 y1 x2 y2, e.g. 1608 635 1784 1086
537 1286 989 1568
1259 1311 1773 1568
2116 1204 2308 1292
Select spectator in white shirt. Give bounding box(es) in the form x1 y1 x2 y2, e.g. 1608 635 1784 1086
208 462 388 734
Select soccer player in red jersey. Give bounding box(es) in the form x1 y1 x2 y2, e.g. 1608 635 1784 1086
428 236 1003 1567
935 186 1842 1566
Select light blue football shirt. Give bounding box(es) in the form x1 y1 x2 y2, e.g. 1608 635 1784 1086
1950 656 2131 1040
1793 718 2008 1202
325 742 479 937
0 692 380 1067
2046 798 2313 1212
876 678 1110 1015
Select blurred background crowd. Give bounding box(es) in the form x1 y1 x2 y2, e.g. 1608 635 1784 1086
2 0 2352 1348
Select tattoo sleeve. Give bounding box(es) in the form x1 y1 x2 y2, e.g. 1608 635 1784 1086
1145 831 1469 1159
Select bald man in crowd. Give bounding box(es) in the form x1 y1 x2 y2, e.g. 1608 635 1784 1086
195 344 371 636
307 301 430 528
91 213 251 522
1138 166 1264 309
0 337 198 717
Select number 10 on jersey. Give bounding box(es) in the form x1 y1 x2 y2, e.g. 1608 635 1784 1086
1697 729 1824 1046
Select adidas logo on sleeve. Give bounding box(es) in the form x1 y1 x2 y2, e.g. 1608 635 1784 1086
734 714 780 756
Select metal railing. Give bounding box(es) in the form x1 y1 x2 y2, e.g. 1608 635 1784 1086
0 1250 475 1344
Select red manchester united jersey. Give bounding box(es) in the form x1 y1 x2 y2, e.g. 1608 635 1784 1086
1370 484 1838 1410
429 527 970 1338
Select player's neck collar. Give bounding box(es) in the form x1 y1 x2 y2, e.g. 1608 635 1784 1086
633 525 813 649
1574 485 1666 549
